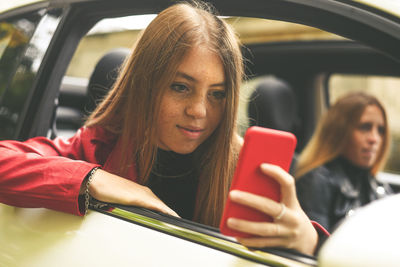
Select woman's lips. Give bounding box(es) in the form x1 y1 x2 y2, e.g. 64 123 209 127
177 125 204 139
361 148 377 158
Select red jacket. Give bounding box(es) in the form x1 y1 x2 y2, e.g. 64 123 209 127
0 127 329 237
0 127 137 215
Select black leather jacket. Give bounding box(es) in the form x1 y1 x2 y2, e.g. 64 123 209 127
296 157 392 233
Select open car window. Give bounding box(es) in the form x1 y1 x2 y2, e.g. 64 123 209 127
51 17 338 267
56 14 345 142
53 9 400 253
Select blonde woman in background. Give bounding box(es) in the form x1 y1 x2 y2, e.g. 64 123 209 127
296 92 393 232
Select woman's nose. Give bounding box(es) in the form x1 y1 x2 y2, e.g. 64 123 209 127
185 95 207 118
368 127 381 143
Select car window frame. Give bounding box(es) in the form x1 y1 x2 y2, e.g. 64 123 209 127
90 199 318 266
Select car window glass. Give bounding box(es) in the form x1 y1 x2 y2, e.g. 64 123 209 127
0 12 42 139
0 11 60 140
0 15 41 99
329 74 400 176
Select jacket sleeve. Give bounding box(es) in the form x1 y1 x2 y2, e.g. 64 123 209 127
0 127 102 216
296 167 335 232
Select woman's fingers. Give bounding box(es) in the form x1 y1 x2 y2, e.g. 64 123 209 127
226 163 319 255
89 169 179 217
139 188 179 217
128 185 179 217
259 163 297 206
227 217 297 249
227 218 291 237
229 190 293 222
236 237 291 249
229 215 318 254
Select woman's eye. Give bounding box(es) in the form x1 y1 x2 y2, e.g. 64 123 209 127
210 90 226 100
358 123 372 132
170 83 188 93
378 126 385 135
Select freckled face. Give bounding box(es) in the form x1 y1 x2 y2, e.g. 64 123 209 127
157 46 226 154
342 105 385 168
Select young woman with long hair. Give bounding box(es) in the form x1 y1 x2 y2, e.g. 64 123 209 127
296 92 393 232
0 1 321 255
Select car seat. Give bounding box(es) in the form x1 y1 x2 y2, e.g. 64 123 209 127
248 76 299 134
247 76 300 173
85 47 130 113
53 48 130 137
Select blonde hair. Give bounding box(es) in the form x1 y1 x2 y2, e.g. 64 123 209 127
296 92 390 178
86 1 243 226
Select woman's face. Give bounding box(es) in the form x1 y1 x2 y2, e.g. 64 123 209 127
157 46 226 154
342 104 385 168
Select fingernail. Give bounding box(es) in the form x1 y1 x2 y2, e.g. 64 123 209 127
227 218 236 226
260 163 270 170
230 190 240 199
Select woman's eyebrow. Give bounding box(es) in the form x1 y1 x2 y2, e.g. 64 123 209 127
176 71 226 87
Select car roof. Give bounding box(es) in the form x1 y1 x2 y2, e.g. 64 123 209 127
2 0 400 18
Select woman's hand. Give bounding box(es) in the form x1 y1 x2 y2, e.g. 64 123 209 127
88 169 179 217
226 163 318 255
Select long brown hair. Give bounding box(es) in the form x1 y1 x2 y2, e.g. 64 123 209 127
86 1 243 226
296 92 390 178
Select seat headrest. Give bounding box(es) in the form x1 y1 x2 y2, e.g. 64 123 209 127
248 76 299 133
86 47 130 113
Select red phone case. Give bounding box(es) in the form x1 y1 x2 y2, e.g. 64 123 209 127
219 126 297 238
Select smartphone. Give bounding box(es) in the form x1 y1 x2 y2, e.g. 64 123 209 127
219 126 297 238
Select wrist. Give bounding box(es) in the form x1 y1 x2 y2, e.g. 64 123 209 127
82 167 100 215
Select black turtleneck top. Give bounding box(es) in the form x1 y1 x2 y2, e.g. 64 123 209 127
146 149 198 220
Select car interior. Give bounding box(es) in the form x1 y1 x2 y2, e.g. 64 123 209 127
2 1 400 266
11 1 400 177
46 7 400 191
53 38 400 151
53 47 130 138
